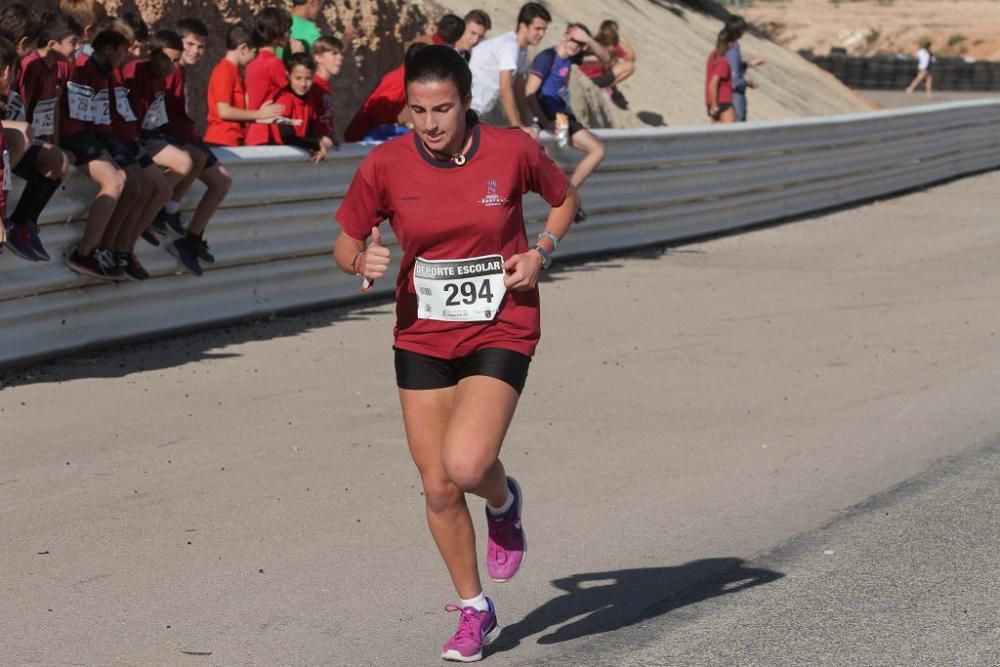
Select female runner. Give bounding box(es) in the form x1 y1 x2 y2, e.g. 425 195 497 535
333 45 578 662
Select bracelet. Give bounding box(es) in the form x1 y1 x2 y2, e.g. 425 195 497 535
536 230 560 251
351 251 365 276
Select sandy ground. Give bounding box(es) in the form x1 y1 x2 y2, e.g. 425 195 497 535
3 169 1000 665
858 89 1000 108
744 0 1000 60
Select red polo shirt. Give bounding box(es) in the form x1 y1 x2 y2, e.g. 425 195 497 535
336 124 570 359
244 49 288 146
343 65 406 142
204 58 246 146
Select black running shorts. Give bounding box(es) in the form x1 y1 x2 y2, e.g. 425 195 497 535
394 347 531 394
59 132 105 166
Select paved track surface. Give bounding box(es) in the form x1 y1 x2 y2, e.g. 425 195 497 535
858 89 1000 108
3 170 1000 666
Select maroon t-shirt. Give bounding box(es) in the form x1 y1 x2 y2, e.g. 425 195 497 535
62 55 114 137
336 124 570 359
705 51 733 105
163 65 196 144
124 59 168 133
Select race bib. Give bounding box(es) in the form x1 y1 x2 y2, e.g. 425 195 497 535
67 81 95 121
6 91 25 121
114 86 137 122
142 91 167 130
31 98 56 136
414 254 507 322
3 150 11 192
91 88 111 125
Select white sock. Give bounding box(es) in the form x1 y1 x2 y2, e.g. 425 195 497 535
165 201 180 214
460 591 489 612
487 490 513 517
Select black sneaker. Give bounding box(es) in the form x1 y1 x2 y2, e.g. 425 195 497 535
99 248 125 281
5 222 39 261
121 251 150 281
27 220 50 261
165 210 186 235
195 238 215 263
141 228 161 247
151 210 169 236
168 237 203 276
67 247 112 280
574 207 588 224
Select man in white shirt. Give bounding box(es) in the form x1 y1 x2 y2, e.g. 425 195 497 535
469 2 550 131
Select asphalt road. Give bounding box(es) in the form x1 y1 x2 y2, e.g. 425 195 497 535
3 169 1000 666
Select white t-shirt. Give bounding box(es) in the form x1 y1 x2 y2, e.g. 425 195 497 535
469 31 528 114
917 47 933 71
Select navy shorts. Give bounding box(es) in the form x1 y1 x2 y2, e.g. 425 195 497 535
124 140 154 169
59 132 105 166
140 132 219 169
544 110 586 137
97 134 135 168
394 347 531 394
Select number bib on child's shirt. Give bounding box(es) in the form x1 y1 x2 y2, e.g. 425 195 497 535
142 91 167 130
32 98 56 136
67 82 94 121
414 254 507 322
90 88 111 125
114 86 137 122
6 91 25 121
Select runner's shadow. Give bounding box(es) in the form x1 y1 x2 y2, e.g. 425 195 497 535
491 558 782 651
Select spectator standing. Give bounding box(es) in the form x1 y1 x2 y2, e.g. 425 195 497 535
526 23 607 222
468 2 551 130
245 7 292 147
204 24 285 147
724 16 765 122
906 40 934 97
455 10 492 61
270 53 334 162
310 35 344 143
705 29 736 124
579 20 636 109
290 0 323 51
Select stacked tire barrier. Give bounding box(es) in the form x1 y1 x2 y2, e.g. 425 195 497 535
2 99 1000 367
806 52 1000 91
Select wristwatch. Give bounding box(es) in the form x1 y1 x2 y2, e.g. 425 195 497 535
532 244 553 270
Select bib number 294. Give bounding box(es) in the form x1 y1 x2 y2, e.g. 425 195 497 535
414 254 507 322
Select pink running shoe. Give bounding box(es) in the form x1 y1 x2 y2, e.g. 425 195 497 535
441 597 501 662
486 477 526 582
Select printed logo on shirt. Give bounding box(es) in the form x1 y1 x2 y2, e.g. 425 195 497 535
479 179 508 208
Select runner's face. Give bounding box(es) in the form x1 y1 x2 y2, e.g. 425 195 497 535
289 64 314 96
181 34 206 66
457 22 486 51
407 79 469 155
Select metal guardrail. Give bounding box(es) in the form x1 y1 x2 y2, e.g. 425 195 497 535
2 100 999 367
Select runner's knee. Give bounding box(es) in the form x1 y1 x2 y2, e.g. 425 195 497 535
442 456 491 493
422 476 463 513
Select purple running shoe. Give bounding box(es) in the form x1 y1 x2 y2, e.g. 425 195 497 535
486 476 526 583
441 597 501 662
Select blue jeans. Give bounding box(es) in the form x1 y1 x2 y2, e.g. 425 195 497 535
732 91 748 122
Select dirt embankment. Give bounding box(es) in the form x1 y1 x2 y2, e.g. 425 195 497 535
743 0 1000 60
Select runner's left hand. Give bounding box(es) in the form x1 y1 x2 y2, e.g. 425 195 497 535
503 251 544 291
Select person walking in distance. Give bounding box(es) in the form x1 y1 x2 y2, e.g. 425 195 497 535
333 45 578 662
724 16 765 122
906 40 934 97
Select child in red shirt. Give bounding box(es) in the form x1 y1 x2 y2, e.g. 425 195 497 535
705 29 735 124
204 23 285 147
270 54 334 162
244 7 292 147
309 35 344 142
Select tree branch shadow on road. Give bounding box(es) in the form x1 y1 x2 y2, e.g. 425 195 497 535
490 558 782 653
